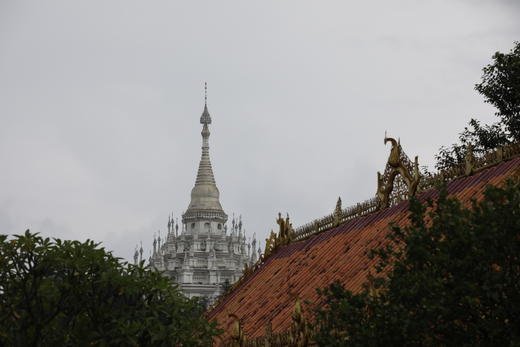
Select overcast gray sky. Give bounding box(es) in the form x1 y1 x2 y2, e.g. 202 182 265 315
1 0 519 262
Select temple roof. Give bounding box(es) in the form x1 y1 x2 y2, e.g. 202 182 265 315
207 143 520 343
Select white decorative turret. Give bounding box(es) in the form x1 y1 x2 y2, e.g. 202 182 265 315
251 233 257 263
148 84 255 305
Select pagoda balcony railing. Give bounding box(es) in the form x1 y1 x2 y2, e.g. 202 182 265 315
182 210 228 222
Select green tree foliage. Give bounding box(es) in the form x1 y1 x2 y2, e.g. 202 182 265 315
0 232 221 346
313 180 520 346
436 42 520 170
476 42 520 139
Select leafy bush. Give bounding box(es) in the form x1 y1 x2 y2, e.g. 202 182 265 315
0 232 221 346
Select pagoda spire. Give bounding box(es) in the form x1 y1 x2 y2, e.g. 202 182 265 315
183 83 226 222
196 82 215 185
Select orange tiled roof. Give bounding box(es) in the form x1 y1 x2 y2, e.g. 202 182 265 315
207 156 520 341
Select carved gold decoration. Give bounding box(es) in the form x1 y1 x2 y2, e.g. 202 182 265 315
287 299 312 346
263 230 277 259
245 299 313 347
229 314 248 347
263 213 294 258
376 137 421 209
293 198 378 242
207 141 520 318
333 197 342 227
465 144 475 176
264 321 273 347
277 213 294 243
207 214 296 313
366 273 383 298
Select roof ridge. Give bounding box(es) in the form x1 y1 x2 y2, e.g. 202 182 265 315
206 141 520 316
292 140 520 243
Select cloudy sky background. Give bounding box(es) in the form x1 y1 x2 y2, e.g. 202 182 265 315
1 0 519 261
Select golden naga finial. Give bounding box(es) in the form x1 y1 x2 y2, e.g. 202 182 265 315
377 136 421 209
263 213 295 259
385 137 401 168
277 213 294 242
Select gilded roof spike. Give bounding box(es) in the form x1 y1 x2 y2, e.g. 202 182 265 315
333 196 342 226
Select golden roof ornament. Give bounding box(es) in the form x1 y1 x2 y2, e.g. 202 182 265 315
263 213 295 258
333 196 342 227
376 137 421 209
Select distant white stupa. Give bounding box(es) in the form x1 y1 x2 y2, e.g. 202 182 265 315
141 84 258 304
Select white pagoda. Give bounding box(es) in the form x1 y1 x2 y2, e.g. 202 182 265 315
141 86 258 304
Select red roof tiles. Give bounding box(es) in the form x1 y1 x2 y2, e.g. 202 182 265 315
208 157 520 340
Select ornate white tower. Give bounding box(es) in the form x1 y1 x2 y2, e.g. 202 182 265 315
148 84 256 304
